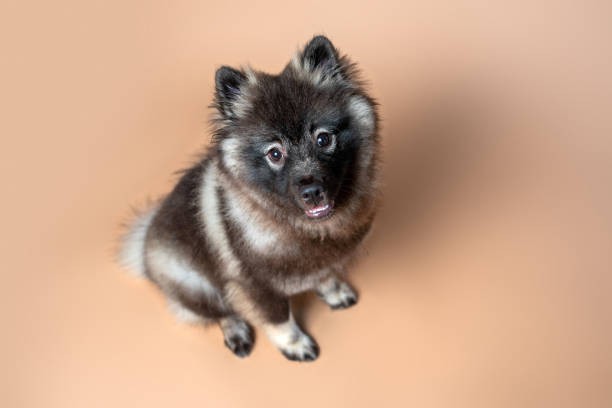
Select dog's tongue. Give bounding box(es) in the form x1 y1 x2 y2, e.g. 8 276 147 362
305 203 332 219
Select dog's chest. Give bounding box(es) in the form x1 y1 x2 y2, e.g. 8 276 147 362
221 190 366 278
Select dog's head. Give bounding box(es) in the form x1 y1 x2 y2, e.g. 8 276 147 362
213 36 379 231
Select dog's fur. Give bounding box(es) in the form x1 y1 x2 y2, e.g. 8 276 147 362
119 36 379 361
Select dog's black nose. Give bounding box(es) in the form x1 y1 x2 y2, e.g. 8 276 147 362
299 183 325 206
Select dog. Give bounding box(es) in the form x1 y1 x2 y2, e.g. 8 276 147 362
119 35 379 361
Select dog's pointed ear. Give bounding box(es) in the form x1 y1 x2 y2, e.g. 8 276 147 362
300 35 340 75
215 66 247 119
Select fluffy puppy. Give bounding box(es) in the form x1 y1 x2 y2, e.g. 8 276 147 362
119 36 379 361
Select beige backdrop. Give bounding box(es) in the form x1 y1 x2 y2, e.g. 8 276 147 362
2 1 611 407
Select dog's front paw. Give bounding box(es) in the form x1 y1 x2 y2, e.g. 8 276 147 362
224 332 254 358
220 317 254 358
319 281 358 310
278 332 320 362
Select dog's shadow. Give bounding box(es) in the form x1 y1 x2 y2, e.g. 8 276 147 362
293 82 500 328
373 86 497 251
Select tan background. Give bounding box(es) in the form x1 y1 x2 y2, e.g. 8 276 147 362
2 1 611 407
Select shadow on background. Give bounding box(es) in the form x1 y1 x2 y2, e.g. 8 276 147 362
374 85 498 251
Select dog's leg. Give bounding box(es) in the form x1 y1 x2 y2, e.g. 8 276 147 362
263 312 319 362
225 282 319 362
316 275 358 310
219 315 254 358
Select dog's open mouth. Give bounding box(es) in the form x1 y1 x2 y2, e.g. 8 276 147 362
304 201 334 220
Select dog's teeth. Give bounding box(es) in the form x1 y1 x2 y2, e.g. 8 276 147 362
307 204 329 216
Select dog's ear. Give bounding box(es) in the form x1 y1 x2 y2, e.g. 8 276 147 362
214 66 248 119
299 35 340 77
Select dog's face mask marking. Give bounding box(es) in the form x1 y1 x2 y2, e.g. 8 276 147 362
214 36 376 222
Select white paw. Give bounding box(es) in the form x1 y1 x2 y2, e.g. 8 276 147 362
265 317 320 362
320 282 358 310
278 331 320 362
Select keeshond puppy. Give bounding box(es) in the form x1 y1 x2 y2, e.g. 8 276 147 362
119 36 379 362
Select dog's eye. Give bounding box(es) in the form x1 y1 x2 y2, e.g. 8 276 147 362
316 132 331 148
267 148 283 163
